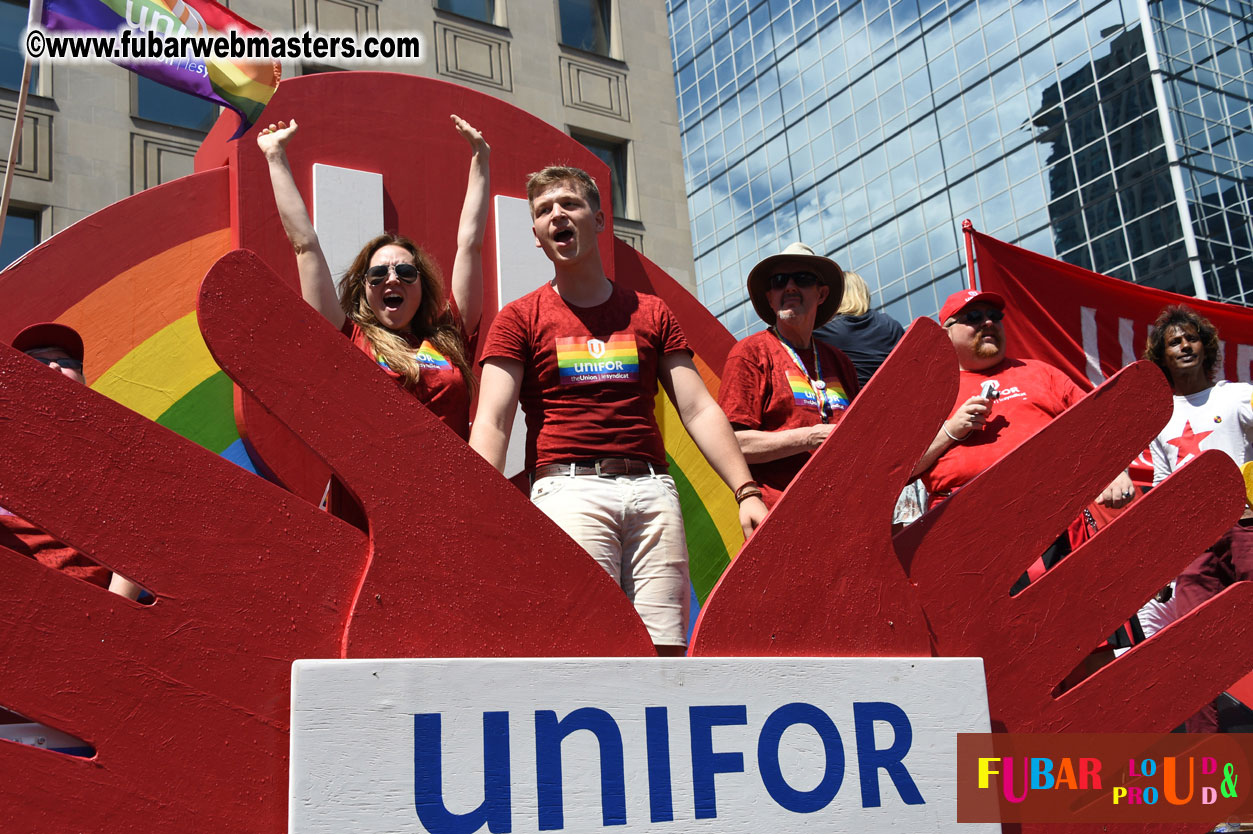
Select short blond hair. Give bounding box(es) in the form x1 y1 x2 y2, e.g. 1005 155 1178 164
526 166 601 214
836 270 871 316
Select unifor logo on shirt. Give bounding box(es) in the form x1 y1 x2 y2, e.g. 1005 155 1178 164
556 333 639 385
375 341 450 371
414 342 451 369
785 371 850 412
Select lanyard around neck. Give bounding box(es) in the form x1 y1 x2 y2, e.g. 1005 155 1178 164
772 328 830 423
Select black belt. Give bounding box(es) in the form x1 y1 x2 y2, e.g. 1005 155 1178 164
531 457 668 482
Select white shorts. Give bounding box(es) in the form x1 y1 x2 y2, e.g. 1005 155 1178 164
530 473 691 647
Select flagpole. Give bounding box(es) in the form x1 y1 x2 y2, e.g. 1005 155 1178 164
961 218 977 291
0 0 43 258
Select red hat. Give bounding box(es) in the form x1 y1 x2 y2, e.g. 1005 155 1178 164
11 322 84 362
938 289 1005 324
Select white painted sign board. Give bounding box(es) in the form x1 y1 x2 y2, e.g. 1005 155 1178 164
289 657 994 833
312 163 384 285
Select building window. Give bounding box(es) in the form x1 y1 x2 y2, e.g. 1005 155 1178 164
0 0 38 93
558 0 610 57
0 206 39 268
134 76 218 132
436 0 495 24
574 132 629 218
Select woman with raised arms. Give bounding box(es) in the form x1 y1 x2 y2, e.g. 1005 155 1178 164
256 115 489 438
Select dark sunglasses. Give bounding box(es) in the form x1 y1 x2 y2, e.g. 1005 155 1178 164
954 307 1004 325
30 356 83 371
769 271 820 290
365 263 420 285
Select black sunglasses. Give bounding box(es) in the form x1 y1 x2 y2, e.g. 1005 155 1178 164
769 271 820 290
365 263 420 285
954 307 1004 325
30 355 83 371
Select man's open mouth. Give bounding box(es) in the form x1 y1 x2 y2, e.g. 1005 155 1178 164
554 229 575 244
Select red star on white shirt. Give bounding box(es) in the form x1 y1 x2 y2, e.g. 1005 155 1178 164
1167 419 1214 464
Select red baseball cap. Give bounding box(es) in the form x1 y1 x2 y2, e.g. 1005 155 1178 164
11 322 84 362
938 289 1005 324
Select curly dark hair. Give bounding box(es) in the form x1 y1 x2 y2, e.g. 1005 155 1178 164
1143 305 1220 384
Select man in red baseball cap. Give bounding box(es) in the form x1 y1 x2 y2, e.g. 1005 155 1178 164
912 289 1136 510
11 322 85 384
2 322 141 600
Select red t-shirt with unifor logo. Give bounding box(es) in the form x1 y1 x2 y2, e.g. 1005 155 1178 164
718 330 859 505
922 357 1084 499
346 319 472 440
480 281 690 471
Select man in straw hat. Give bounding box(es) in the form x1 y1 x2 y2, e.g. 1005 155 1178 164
717 243 860 507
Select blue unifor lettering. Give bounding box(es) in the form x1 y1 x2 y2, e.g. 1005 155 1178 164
412 702 924 831
757 703 845 813
535 708 626 830
853 702 924 807
645 707 674 823
413 713 512 834
689 705 747 819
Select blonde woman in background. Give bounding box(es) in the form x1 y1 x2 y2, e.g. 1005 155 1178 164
813 269 904 389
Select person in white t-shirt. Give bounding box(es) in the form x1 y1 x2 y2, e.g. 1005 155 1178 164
1145 304 1253 732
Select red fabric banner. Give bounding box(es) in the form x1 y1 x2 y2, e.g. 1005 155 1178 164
968 229 1253 484
969 230 1253 390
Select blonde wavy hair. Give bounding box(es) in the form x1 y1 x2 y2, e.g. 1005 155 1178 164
836 269 871 316
339 233 475 393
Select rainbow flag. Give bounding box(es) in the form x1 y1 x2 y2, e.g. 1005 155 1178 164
41 0 280 138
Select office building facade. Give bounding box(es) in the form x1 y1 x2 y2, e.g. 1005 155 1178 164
668 0 1253 337
0 0 695 287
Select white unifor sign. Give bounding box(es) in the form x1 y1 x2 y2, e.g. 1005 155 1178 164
289 657 994 833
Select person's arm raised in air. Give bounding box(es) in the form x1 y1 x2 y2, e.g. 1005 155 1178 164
448 115 490 335
257 119 343 329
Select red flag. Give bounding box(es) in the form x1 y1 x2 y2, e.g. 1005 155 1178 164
970 229 1253 389
969 228 1253 484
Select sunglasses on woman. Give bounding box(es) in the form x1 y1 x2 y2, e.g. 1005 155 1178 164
366 263 420 285
769 271 820 290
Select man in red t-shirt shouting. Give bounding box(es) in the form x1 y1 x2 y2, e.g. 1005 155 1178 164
717 243 859 507
470 166 767 655
913 289 1136 509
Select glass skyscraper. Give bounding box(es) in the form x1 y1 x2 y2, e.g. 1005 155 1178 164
667 0 1253 337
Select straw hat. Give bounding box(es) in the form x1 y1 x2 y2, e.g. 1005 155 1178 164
746 242 844 327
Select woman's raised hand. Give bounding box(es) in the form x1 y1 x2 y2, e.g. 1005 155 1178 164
451 114 489 158
257 119 299 158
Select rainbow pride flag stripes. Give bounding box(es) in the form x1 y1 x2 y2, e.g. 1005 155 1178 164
41 0 280 138
415 343 451 369
556 333 639 385
786 371 820 408
786 371 850 412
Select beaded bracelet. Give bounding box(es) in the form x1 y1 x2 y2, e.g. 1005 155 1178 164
734 480 764 504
